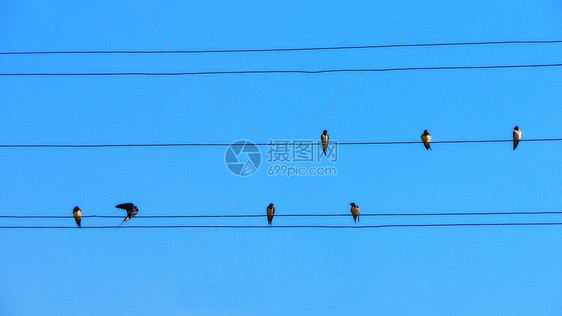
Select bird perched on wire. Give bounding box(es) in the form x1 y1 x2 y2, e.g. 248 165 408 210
513 126 522 150
73 206 82 228
321 130 330 156
115 203 139 227
267 203 275 225
421 130 432 150
350 203 360 223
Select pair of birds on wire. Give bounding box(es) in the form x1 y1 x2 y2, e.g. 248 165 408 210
420 126 523 150
72 203 138 228
266 202 361 225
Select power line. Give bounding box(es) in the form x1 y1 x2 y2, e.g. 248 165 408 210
1 40 561 55
1 63 561 77
0 138 561 148
2 222 562 229
2 211 562 219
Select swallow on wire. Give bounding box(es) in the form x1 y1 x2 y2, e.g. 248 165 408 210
350 203 360 223
73 206 82 228
321 130 329 156
115 203 139 227
267 203 275 225
421 130 432 150
513 126 522 150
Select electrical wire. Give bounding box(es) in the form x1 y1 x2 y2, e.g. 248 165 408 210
1 40 561 55
2 210 562 219
0 138 560 148
1 63 561 76
2 222 562 229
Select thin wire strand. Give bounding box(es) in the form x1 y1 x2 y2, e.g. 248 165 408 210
1 63 561 76
2 222 562 229
0 138 560 148
309 27 412 130
3 211 562 219
148 26 252 129
2 40 562 55
308 185 413 289
151 182 257 288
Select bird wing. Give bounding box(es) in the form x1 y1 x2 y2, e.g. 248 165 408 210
513 131 521 150
351 206 359 222
73 209 82 227
266 206 274 224
422 135 431 149
115 203 134 211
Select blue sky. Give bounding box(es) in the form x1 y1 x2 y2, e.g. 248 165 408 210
1 1 562 315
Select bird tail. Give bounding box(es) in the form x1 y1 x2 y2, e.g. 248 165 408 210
323 146 327 156
115 218 126 229
513 141 519 150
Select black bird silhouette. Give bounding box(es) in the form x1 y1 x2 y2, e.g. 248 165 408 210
513 126 522 150
115 203 139 227
73 206 82 228
421 130 432 150
267 203 275 225
350 202 360 223
321 130 330 156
